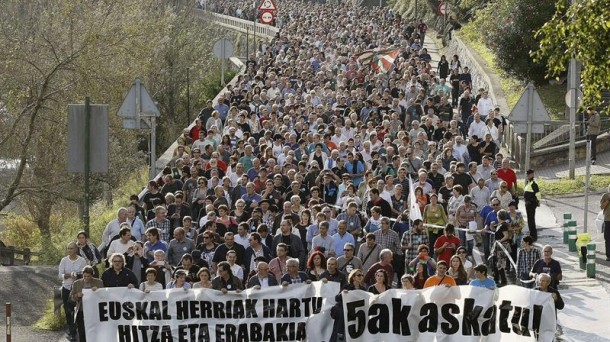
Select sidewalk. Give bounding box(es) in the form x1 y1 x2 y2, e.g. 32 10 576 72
528 199 610 342
534 150 610 180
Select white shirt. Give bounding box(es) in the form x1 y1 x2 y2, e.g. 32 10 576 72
58 255 87 290
234 233 251 249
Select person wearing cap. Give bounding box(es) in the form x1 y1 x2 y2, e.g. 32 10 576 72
523 169 540 241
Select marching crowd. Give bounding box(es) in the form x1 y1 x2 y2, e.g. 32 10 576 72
57 1 567 341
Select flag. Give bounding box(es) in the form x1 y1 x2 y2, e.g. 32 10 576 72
353 48 401 74
408 174 422 221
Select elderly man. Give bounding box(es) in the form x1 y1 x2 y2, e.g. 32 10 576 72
336 243 362 276
363 249 394 286
247 260 278 288
146 206 171 243
530 245 563 289
321 257 347 288
281 258 311 285
167 227 195 266
100 207 128 253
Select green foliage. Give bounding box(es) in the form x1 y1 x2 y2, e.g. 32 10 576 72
536 175 610 196
469 0 556 83
534 0 610 106
33 299 66 331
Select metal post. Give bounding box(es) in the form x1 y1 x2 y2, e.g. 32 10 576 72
83 97 91 237
186 67 190 126
587 242 596 278
246 27 249 59
524 84 534 173
150 117 156 180
6 302 11 342
221 40 226 86
568 59 578 179
584 140 591 233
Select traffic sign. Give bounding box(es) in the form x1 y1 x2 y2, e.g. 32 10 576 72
213 38 234 59
438 2 447 15
260 11 274 25
118 79 159 130
508 83 551 122
258 0 276 11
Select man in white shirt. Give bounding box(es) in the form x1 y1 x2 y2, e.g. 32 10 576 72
234 223 251 249
468 113 487 139
476 156 494 181
470 178 491 213
100 208 129 251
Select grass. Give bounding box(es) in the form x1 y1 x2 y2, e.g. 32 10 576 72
33 299 66 331
536 175 610 196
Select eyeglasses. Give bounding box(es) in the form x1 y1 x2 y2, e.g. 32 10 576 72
203 236 210 239
343 249 353 252
492 203 500 206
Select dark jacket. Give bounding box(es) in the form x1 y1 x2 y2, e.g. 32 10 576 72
246 274 279 288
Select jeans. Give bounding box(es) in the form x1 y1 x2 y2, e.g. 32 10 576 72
62 287 76 338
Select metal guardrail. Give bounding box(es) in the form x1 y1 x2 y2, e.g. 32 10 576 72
193 9 279 39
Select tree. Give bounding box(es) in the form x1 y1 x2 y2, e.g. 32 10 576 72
0 0 219 241
534 0 610 105
469 0 556 83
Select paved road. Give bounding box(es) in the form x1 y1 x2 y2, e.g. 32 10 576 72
0 266 65 342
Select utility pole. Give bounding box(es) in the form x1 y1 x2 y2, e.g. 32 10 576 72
567 0 580 180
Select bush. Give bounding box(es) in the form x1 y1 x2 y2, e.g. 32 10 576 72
33 299 66 331
470 0 556 83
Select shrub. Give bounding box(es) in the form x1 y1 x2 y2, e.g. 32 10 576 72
471 0 556 83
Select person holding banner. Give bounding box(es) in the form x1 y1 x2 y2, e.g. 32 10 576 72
193 267 212 289
368 269 391 294
212 261 243 292
281 258 311 285
469 263 496 289
101 253 138 289
70 266 103 342
535 273 564 315
247 261 278 288
423 260 457 288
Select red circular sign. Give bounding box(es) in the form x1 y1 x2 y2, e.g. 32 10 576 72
260 11 274 24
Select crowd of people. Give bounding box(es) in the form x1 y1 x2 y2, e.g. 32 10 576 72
57 1 567 341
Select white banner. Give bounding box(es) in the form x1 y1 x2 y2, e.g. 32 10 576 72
343 285 557 342
83 281 339 342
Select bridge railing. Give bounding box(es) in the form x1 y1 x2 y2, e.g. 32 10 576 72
194 9 279 39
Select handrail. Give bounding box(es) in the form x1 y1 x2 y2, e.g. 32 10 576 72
193 9 279 39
